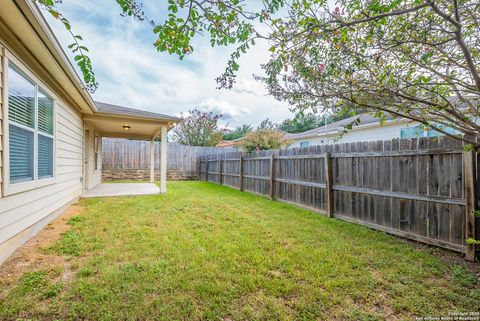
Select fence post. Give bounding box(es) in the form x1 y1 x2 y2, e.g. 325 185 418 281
197 158 201 181
205 158 209 182
239 155 244 191
464 148 477 262
269 153 275 199
324 152 334 218
219 157 223 185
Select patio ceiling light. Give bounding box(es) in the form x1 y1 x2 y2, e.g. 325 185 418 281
123 124 131 131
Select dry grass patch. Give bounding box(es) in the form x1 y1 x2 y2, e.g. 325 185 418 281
0 205 84 285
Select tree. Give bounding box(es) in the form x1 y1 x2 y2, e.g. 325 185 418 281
241 119 290 153
317 109 359 127
223 124 253 140
172 109 224 146
40 0 480 144
279 114 320 133
260 0 480 145
35 0 98 92
279 109 358 133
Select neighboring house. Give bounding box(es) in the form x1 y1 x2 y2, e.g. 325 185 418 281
286 113 456 148
216 137 244 148
0 0 181 263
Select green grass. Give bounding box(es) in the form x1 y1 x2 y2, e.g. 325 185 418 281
1 181 479 320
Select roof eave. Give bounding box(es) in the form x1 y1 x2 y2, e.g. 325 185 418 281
20 0 97 113
84 111 181 124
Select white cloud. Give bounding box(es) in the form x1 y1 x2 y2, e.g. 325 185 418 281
233 79 267 96
43 0 294 127
198 99 251 120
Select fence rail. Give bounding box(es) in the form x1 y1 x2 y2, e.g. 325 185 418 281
102 138 239 180
198 136 479 261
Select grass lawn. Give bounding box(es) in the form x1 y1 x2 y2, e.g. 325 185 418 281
0 181 479 320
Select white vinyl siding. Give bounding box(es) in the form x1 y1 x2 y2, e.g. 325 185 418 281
0 50 83 262
0 48 3 191
0 101 83 256
288 121 412 148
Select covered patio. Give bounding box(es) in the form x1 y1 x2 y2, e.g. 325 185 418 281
83 183 160 198
82 102 181 196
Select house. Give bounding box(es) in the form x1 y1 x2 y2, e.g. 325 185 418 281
0 0 181 263
285 113 456 148
216 137 244 148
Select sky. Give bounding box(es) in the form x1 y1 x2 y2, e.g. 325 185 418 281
43 0 294 129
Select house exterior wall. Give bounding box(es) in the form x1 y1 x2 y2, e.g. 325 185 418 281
85 128 102 190
0 46 4 196
0 40 83 263
288 121 417 148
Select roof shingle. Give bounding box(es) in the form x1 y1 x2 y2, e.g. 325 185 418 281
95 101 181 122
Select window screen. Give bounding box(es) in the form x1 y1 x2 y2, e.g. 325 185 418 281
8 63 55 185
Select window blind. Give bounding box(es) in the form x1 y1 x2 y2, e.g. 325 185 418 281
38 89 54 135
8 63 55 186
38 135 53 178
8 66 35 128
9 124 34 183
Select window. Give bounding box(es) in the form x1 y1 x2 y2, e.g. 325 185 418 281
427 124 456 138
401 123 456 139
400 125 424 139
7 63 54 185
300 141 310 148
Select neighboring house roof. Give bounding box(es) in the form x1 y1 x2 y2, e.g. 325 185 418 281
284 113 406 140
95 101 182 122
216 137 245 148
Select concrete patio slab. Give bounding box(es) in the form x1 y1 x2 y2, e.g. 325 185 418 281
83 183 160 198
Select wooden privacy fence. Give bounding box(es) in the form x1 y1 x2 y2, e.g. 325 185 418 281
198 136 479 261
102 138 239 179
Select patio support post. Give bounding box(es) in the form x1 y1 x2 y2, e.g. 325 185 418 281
150 140 155 183
160 125 168 193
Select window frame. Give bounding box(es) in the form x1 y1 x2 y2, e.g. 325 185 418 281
2 53 56 196
299 141 310 148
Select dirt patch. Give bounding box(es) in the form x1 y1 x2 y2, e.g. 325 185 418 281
0 204 84 286
413 241 480 277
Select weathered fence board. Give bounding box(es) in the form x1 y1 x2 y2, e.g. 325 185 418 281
198 136 478 260
102 138 239 180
